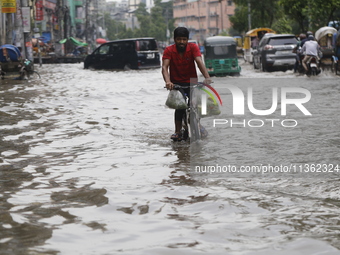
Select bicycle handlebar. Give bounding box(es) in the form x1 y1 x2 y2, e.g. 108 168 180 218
169 82 222 106
170 82 209 89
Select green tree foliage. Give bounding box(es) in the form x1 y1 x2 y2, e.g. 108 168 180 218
229 5 248 32
135 0 173 41
230 0 340 34
280 0 340 32
150 5 167 39
272 17 292 34
230 0 281 33
279 0 308 32
135 3 151 38
308 0 340 30
105 13 126 40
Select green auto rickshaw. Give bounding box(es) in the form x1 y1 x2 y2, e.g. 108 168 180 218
204 36 241 76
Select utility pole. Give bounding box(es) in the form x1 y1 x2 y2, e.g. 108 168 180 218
2 0 16 45
165 7 170 45
219 0 223 33
64 7 70 39
197 0 201 42
54 0 64 56
21 0 33 61
215 4 218 35
207 0 210 36
0 13 5 45
185 1 187 26
33 27 42 66
85 0 89 42
6 13 13 44
248 0 251 31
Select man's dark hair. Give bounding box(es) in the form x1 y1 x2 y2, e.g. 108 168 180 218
174 27 189 39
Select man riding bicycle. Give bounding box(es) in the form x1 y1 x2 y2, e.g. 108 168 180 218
162 27 212 141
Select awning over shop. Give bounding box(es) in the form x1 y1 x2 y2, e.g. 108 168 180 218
59 37 88 47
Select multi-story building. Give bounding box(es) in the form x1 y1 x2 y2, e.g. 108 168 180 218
173 0 236 43
70 0 85 38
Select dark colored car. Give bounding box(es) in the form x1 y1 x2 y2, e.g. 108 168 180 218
252 34 297 71
84 38 160 70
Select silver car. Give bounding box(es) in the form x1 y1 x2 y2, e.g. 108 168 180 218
252 34 298 72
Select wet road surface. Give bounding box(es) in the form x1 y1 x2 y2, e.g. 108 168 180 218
0 61 339 254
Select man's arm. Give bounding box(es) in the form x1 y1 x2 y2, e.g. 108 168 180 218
195 56 212 84
162 58 174 90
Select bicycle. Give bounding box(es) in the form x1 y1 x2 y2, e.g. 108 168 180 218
0 59 41 80
19 59 41 80
0 43 40 80
172 83 208 142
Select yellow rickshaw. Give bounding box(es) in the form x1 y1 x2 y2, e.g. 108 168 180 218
233 36 243 57
243 28 276 63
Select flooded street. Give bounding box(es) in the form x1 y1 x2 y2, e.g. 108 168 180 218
0 61 340 254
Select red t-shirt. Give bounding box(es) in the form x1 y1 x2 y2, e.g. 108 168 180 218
162 43 201 84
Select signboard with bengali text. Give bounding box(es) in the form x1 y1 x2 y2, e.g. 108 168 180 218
1 0 16 13
36 0 44 21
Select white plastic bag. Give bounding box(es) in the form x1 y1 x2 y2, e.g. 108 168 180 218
192 88 221 118
165 89 188 109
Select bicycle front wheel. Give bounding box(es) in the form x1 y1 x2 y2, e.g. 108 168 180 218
189 111 201 142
